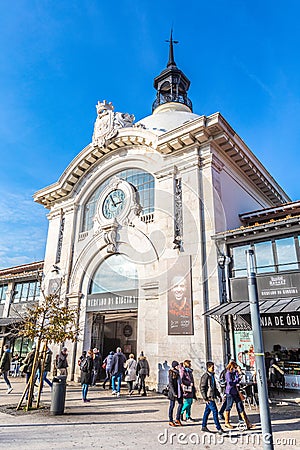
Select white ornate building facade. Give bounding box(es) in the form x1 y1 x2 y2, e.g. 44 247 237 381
33 39 289 388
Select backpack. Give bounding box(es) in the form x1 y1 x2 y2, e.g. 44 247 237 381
219 369 226 388
80 357 88 373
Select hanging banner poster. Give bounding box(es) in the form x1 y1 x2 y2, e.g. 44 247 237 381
167 256 194 335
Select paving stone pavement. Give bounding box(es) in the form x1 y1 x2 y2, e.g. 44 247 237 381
0 377 299 450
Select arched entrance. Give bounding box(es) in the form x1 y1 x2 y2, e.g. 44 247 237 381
87 254 138 359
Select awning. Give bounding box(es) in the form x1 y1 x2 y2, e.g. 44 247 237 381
0 317 23 327
204 297 300 330
204 297 300 317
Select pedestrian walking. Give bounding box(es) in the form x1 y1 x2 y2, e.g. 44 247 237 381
224 360 255 429
168 360 183 427
111 347 126 397
21 344 36 399
57 347 68 376
38 346 53 390
80 349 93 402
218 362 243 423
102 351 114 390
180 359 196 422
91 348 101 386
124 353 137 395
200 361 224 434
136 351 150 396
0 344 13 394
11 353 20 377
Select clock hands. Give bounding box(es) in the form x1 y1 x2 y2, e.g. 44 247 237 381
109 194 117 207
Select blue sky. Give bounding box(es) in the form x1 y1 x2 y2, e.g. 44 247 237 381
1 1 300 269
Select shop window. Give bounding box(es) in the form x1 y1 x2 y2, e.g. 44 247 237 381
13 281 40 303
82 169 155 232
0 284 8 304
254 241 275 273
276 237 298 271
232 245 251 277
90 254 138 294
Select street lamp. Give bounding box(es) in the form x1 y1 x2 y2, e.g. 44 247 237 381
246 249 274 450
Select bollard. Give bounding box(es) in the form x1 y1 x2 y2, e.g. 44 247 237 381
50 375 67 415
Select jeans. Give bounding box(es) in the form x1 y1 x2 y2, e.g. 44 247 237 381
181 398 193 419
37 370 52 389
103 370 111 388
220 395 242 419
91 369 99 386
169 397 183 422
3 371 11 389
111 372 122 393
82 383 89 400
202 400 221 430
138 374 146 394
225 393 244 413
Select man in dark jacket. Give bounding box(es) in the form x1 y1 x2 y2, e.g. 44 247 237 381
200 361 224 434
136 351 150 396
80 349 93 402
110 347 126 397
0 344 13 394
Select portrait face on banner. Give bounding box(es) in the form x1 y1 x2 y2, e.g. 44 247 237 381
167 257 194 335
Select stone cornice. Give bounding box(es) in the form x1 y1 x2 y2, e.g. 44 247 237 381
34 112 290 208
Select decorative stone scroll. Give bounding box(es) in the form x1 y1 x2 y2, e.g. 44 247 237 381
92 100 135 147
173 177 183 250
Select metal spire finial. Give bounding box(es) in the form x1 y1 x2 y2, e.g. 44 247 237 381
165 29 178 68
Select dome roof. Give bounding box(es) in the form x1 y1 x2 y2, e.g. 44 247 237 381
136 103 200 136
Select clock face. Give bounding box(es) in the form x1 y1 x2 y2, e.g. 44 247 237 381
102 189 126 219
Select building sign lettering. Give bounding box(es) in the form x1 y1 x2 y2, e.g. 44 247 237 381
231 272 300 301
86 290 138 312
260 312 300 328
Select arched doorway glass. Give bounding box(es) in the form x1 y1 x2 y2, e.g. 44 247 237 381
87 254 138 360
89 254 138 294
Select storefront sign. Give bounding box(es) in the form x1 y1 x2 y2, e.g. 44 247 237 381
260 312 300 328
284 374 300 390
231 272 300 301
86 290 138 312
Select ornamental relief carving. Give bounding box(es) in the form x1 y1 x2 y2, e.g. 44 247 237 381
92 100 135 147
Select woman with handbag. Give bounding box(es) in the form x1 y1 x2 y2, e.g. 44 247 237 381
180 360 196 422
124 353 137 395
224 361 255 429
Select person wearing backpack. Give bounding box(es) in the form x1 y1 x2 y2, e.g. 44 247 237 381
80 349 93 403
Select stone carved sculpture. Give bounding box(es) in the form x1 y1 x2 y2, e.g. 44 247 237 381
92 100 135 147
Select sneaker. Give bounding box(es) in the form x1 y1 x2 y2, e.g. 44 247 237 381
83 399 90 403
116 392 120 397
217 428 225 435
201 426 211 433
129 390 134 395
7 388 13 394
169 422 176 427
112 390 117 395
174 419 182 426
186 417 196 422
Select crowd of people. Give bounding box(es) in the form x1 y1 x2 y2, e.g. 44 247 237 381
78 347 150 402
167 359 256 433
0 342 294 432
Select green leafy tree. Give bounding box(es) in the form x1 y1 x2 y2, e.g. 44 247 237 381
15 292 80 411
